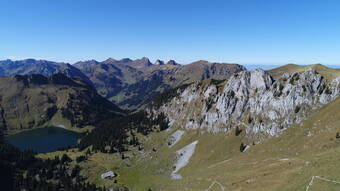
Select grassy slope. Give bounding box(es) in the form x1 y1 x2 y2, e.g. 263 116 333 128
268 64 340 80
38 97 340 191
149 96 340 191
38 64 340 191
37 96 340 191
155 94 340 191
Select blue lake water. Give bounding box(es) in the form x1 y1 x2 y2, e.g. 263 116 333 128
7 126 81 153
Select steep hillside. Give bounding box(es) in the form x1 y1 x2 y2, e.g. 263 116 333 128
149 67 340 140
36 65 340 191
0 73 122 134
0 59 93 87
75 58 246 111
39 96 340 191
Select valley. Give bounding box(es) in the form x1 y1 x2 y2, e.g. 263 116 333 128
3 1 340 190
2 61 340 191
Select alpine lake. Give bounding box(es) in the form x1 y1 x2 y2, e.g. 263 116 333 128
7 126 81 153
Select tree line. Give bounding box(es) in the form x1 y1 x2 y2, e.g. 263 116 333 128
78 111 169 153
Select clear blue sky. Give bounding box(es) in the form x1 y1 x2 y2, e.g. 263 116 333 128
1 0 340 65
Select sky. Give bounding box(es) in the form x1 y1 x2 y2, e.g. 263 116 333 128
1 0 340 65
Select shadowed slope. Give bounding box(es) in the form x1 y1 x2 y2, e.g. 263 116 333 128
0 73 122 134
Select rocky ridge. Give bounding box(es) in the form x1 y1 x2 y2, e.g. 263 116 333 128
149 68 340 140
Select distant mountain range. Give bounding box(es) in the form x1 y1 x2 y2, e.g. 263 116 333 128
0 59 93 86
0 58 246 111
74 58 246 110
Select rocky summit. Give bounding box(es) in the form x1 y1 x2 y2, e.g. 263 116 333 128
150 68 340 140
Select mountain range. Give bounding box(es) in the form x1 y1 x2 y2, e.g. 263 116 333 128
3 58 340 190
0 59 93 86
0 58 246 111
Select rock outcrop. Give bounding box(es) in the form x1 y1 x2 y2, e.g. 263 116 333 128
149 69 340 140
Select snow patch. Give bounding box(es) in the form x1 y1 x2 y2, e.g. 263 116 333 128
171 140 198 179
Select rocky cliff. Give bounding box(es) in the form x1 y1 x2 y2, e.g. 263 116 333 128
149 68 340 140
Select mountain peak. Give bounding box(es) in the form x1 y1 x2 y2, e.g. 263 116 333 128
166 60 179 65
191 60 211 65
119 58 133 63
103 58 118 63
154 59 165 65
140 57 151 62
76 59 100 65
23 58 38 63
131 57 153 68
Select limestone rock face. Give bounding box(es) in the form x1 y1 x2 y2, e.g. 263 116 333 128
150 69 340 139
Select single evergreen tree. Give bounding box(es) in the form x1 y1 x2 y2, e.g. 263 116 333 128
240 142 247 152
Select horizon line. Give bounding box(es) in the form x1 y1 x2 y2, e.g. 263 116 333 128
1 57 340 66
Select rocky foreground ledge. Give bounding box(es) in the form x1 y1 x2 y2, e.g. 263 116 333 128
149 68 340 140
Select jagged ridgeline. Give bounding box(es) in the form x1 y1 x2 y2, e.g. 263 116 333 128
74 58 246 111
0 73 123 133
0 58 246 111
149 67 340 140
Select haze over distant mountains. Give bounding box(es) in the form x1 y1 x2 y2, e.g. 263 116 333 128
0 59 93 86
0 58 246 111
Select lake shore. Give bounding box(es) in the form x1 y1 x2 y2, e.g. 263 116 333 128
4 124 94 136
7 126 82 153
